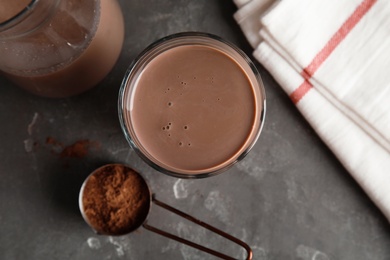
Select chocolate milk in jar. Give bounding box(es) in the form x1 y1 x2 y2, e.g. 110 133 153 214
0 0 125 98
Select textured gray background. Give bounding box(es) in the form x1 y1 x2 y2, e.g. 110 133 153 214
0 1 389 259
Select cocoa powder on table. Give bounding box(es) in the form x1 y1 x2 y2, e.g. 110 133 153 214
81 164 150 235
46 137 101 158
60 140 91 158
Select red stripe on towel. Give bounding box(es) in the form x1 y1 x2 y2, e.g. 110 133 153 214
290 0 377 104
290 80 313 104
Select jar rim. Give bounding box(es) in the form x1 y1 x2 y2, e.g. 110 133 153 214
0 0 62 38
0 0 37 31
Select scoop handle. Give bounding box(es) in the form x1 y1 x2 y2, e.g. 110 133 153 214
142 195 252 260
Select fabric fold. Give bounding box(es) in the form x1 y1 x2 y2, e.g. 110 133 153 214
234 0 390 221
255 42 390 221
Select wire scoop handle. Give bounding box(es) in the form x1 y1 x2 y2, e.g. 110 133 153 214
143 196 253 260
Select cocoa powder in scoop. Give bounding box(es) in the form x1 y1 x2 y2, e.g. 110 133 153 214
81 164 150 235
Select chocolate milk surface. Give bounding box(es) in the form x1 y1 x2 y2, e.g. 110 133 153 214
128 45 261 174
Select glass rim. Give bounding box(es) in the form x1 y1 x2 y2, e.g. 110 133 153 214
118 32 266 179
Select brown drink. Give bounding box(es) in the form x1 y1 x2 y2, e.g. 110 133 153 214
119 33 266 177
0 0 124 98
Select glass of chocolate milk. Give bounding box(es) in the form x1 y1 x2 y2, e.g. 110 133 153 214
0 0 124 98
119 32 266 178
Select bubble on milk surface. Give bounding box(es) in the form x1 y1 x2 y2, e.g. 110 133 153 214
162 122 173 131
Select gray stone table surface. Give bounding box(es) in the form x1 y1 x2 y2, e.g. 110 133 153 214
1 1 389 259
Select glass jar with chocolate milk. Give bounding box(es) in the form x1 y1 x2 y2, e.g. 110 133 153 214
0 0 124 98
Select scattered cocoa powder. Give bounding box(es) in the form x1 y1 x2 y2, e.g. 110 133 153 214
46 136 64 147
81 164 150 235
60 140 91 158
45 137 100 158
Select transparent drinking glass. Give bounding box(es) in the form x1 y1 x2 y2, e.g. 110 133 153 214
119 32 266 178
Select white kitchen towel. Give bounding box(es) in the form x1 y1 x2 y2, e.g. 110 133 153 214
234 0 390 221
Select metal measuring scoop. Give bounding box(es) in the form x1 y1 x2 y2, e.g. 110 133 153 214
79 164 252 260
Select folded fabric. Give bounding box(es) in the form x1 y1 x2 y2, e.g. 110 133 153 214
234 0 390 221
233 0 276 48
